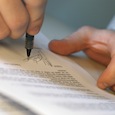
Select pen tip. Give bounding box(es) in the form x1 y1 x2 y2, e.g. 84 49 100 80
27 49 31 57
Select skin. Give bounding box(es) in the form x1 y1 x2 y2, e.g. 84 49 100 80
0 0 47 39
49 26 115 91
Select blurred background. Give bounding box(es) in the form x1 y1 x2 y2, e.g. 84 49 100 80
41 0 115 39
46 0 115 29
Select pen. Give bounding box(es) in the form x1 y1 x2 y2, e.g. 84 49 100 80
25 33 34 58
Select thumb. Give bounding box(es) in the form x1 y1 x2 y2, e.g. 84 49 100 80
24 0 47 35
48 26 94 55
97 56 115 90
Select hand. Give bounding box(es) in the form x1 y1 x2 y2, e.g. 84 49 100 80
49 26 115 91
0 0 47 39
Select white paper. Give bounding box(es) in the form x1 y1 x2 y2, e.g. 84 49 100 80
0 93 37 115
0 32 114 115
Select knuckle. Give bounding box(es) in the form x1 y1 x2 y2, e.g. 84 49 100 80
11 33 24 39
10 15 29 39
10 16 28 31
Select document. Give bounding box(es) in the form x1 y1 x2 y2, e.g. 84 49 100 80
0 32 114 115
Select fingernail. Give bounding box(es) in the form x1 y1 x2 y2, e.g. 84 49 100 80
98 83 109 89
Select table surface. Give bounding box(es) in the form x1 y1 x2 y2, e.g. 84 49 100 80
41 14 106 82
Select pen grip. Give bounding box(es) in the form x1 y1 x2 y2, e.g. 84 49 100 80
25 33 34 49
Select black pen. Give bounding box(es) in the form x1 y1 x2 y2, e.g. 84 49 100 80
25 33 34 58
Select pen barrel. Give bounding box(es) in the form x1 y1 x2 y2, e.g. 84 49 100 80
25 33 34 49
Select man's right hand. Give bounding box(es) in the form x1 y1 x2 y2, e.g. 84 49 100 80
0 0 47 39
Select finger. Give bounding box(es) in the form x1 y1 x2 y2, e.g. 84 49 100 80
84 49 111 66
0 0 29 39
49 26 99 55
24 0 47 35
0 14 10 39
49 39 82 55
49 31 88 55
97 56 115 89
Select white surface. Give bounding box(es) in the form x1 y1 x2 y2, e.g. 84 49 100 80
0 33 114 115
